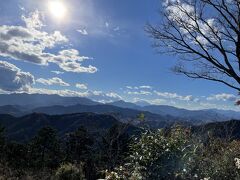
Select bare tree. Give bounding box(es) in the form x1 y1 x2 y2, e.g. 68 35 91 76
146 0 240 93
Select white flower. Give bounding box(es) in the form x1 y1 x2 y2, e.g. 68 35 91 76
235 158 240 169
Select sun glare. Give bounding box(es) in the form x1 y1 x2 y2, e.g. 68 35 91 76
48 0 67 20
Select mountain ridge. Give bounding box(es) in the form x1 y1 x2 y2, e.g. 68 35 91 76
0 93 99 107
0 94 238 124
0 112 139 142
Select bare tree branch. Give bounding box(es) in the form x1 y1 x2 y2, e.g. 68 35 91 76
146 0 240 92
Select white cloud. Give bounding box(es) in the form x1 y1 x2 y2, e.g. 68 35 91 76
126 86 133 89
29 88 89 97
0 10 97 73
29 88 122 102
77 29 88 35
149 98 167 105
127 90 152 96
139 85 152 89
133 97 166 105
49 49 97 73
126 85 152 90
76 83 88 90
106 92 122 100
0 60 34 91
126 86 138 89
36 77 70 86
89 91 122 102
113 26 120 31
51 70 64 75
164 0 219 46
21 10 44 29
19 5 25 11
207 93 237 102
199 102 237 111
105 22 109 28
154 90 196 101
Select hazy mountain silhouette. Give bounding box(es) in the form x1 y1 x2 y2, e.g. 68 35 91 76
0 93 99 107
0 94 238 124
0 113 139 142
108 100 240 122
31 104 177 125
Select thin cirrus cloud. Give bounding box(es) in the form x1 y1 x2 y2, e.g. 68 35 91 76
51 71 64 75
36 77 70 86
0 60 34 91
126 85 152 90
125 86 198 102
77 29 88 35
0 10 97 73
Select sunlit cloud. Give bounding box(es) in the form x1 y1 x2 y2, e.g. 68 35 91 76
0 10 97 73
0 61 34 91
154 90 196 101
76 83 88 90
36 77 70 86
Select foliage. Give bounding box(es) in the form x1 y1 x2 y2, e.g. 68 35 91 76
100 124 130 170
181 139 240 179
106 126 240 180
2 120 240 179
29 126 62 169
0 123 130 179
65 127 94 163
124 126 192 179
55 163 85 180
0 125 5 160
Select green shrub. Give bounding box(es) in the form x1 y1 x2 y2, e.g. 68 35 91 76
107 126 240 179
55 163 85 180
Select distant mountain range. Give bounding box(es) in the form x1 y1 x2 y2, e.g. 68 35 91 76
1 112 240 143
0 104 178 129
0 93 239 125
0 113 139 142
108 100 240 122
0 93 98 107
0 93 239 142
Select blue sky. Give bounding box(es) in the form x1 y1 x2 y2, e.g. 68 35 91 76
0 0 238 110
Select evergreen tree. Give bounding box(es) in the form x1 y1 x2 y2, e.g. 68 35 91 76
5 142 28 170
0 126 5 159
65 126 94 163
100 124 130 169
29 127 62 169
65 126 96 179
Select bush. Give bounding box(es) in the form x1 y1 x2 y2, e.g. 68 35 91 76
55 163 85 180
107 126 240 179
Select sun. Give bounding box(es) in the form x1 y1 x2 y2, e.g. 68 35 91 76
48 0 67 20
